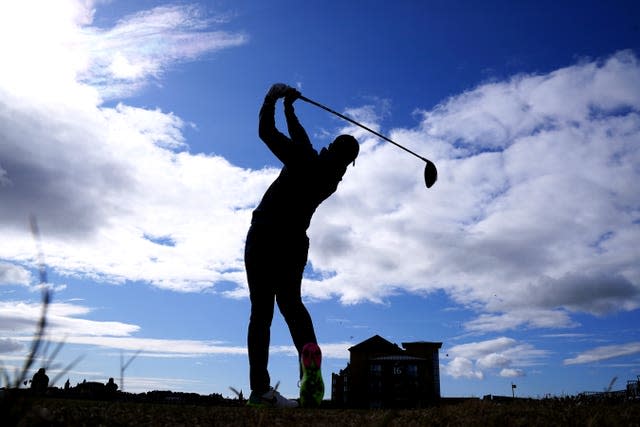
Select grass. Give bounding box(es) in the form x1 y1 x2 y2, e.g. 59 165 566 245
8 397 639 427
0 217 82 426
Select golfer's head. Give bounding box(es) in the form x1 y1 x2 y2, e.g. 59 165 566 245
328 134 359 166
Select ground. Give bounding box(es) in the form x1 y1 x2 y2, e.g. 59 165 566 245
7 397 640 426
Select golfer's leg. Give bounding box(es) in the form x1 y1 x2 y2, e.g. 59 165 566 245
248 291 274 393
277 289 317 354
245 228 275 393
276 235 317 354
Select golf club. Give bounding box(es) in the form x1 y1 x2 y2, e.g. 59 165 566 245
299 94 438 188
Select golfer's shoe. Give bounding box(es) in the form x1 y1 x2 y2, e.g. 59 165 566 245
247 386 299 408
299 342 324 407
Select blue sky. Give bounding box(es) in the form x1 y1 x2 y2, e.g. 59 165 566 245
1 0 639 400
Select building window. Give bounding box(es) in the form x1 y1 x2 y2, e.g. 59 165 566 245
370 363 382 376
407 364 418 377
369 378 382 393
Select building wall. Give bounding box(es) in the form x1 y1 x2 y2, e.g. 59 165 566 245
402 342 442 401
368 359 426 408
331 336 442 408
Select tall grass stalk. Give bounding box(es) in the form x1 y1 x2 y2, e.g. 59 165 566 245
0 216 81 425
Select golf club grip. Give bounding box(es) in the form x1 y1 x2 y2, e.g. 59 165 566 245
298 95 429 163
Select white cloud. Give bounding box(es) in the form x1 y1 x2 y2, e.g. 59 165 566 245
0 298 352 360
442 337 547 379
41 335 247 356
113 375 204 394
0 165 11 187
477 353 511 370
81 4 248 98
500 368 524 378
447 337 518 359
0 262 32 287
444 357 484 380
0 300 139 336
0 338 24 354
0 262 66 293
304 50 640 333
464 309 578 332
0 1 245 101
0 297 244 356
563 342 640 365
0 0 257 294
0 0 638 336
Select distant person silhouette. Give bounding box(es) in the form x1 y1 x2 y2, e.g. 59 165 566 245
106 377 118 393
245 83 359 408
31 368 49 395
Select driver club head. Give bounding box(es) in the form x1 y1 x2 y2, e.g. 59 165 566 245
424 160 438 188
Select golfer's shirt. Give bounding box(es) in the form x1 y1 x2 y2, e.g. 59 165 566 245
253 100 346 232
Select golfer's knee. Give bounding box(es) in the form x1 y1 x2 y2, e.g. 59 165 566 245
250 306 274 326
277 299 306 320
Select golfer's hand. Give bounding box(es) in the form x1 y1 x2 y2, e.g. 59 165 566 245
284 87 301 106
266 83 297 102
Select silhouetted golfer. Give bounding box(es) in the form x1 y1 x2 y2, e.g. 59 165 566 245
245 83 359 408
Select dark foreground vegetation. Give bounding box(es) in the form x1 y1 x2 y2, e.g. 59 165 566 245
4 392 640 427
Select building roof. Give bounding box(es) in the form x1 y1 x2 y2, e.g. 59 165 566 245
349 335 402 354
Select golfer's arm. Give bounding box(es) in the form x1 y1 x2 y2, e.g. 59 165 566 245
258 100 293 164
284 102 313 150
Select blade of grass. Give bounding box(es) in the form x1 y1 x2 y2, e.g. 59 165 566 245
50 355 85 387
17 288 50 388
45 336 69 370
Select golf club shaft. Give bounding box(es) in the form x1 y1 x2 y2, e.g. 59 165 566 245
299 95 429 163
